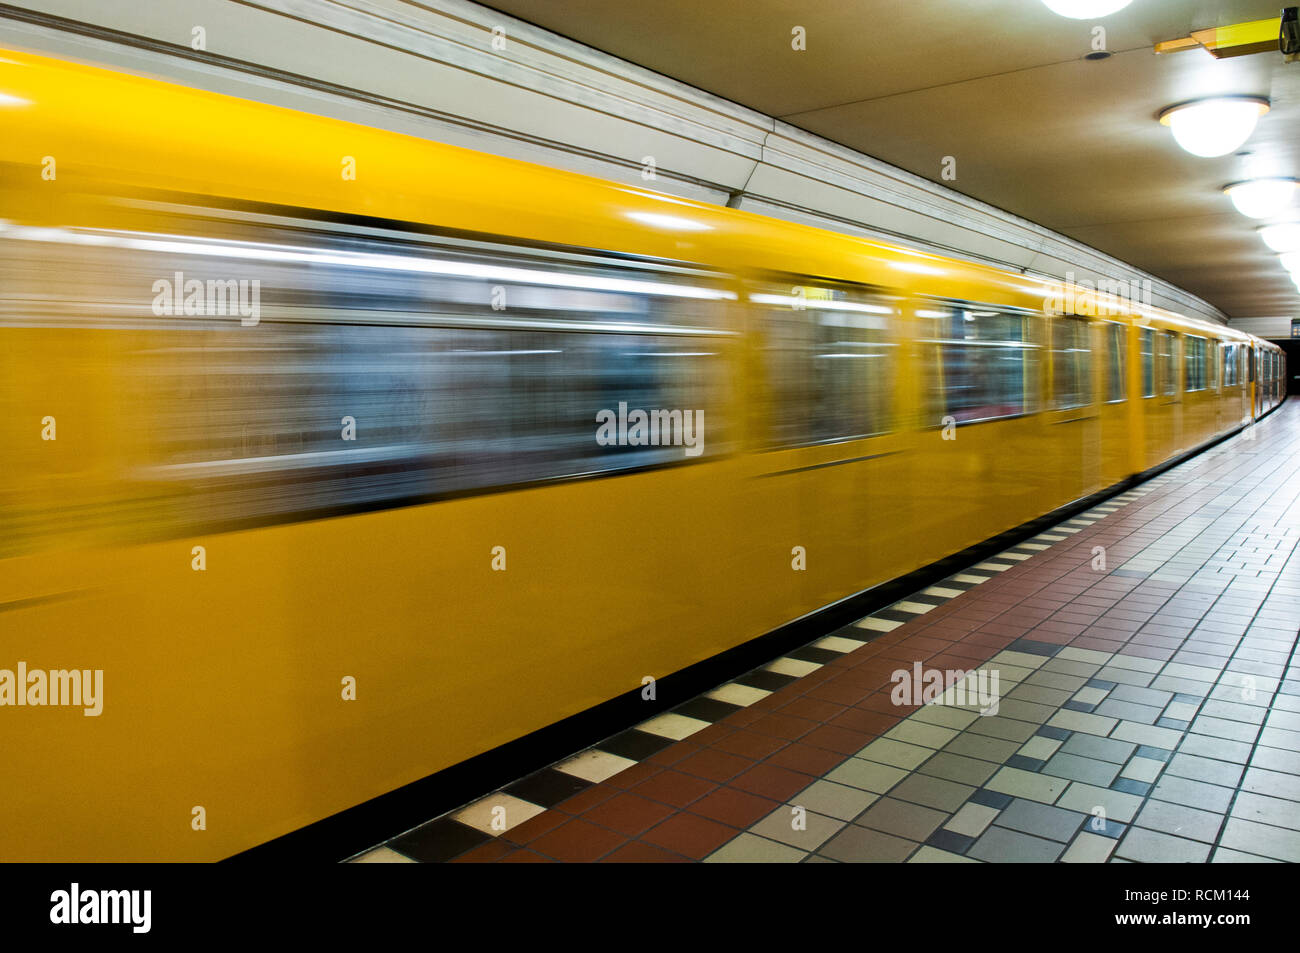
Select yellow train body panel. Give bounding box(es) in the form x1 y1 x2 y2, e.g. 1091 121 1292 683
0 49 1285 860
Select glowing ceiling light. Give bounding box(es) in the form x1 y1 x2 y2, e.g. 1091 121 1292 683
1260 223 1300 252
1158 97 1270 158
1281 252 1300 274
1223 179 1299 219
1041 0 1133 18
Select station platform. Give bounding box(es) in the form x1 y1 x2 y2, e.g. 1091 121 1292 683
351 402 1299 864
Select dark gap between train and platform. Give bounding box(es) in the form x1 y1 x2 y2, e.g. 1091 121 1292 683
225 403 1284 863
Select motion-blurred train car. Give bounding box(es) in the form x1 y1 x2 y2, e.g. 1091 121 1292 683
0 49 1285 860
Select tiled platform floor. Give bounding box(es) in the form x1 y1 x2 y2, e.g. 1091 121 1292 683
353 403 1300 863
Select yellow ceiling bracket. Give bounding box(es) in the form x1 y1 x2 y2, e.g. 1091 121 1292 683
1156 17 1282 58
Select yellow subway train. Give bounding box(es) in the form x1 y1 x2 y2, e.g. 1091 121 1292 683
0 48 1285 860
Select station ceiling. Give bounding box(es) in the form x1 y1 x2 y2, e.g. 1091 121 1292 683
481 0 1300 320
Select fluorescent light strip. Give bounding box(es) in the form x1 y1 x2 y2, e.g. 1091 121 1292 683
4 226 737 302
749 293 893 315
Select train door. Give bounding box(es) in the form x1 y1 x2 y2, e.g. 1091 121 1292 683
1146 328 1180 461
1249 345 1259 418
1236 345 1250 424
1098 320 1130 487
747 276 910 609
1046 314 1100 502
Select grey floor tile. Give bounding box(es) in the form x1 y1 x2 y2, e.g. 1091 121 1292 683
888 773 975 812
749 807 845 852
1108 684 1174 708
1120 756 1166 783
1177 733 1253 764
1008 684 1073 708
1241 766 1300 802
1095 699 1164 724
996 698 1057 725
967 826 1064 863
985 766 1071 804
1116 827 1210 863
1150 775 1234 813
917 751 999 787
1134 799 1225 843
853 797 949 842
1110 720 1183 750
792 779 879 821
1026 670 1089 693
993 798 1087 842
944 802 1000 838
1190 715 1261 744
1230 791 1300 830
1041 752 1120 786
1218 818 1300 863
943 732 1021 764
1056 782 1145 823
1249 745 1300 776
825 758 909 794
704 832 807 863
819 824 918 863
1061 831 1117 863
1096 667 1155 688
1210 847 1280 863
855 737 934 770
1060 732 1136 765
1165 753 1245 788
907 845 980 863
966 716 1039 743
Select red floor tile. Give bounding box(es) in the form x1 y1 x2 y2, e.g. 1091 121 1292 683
449 839 514 863
598 840 691 863
711 727 788 760
528 818 627 863
630 768 717 808
799 723 873 755
497 849 554 863
746 712 820 741
729 762 814 802
764 742 851 777
672 747 754 784
581 792 678 838
641 812 737 859
502 808 569 846
646 739 703 767
688 786 780 828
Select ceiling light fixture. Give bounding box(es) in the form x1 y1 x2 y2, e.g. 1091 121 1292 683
1042 0 1133 19
1158 97 1270 157
1281 252 1300 274
1223 178 1300 218
1260 223 1300 252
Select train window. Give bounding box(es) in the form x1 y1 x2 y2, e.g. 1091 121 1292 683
1223 344 1239 386
1209 340 1219 390
1105 322 1126 403
1051 316 1092 410
920 304 1037 425
752 279 897 447
1158 331 1177 396
1140 328 1155 397
2 214 735 536
1185 336 1207 391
